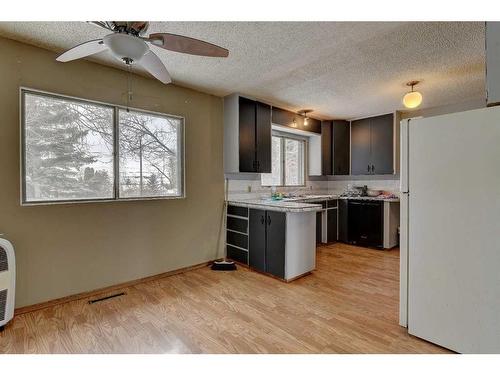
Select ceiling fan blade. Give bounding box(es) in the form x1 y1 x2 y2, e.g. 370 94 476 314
140 50 172 84
56 39 107 62
148 33 229 57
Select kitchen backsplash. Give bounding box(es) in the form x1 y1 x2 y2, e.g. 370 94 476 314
328 178 400 195
225 175 399 200
226 177 329 200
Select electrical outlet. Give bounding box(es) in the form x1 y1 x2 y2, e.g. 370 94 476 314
247 185 252 193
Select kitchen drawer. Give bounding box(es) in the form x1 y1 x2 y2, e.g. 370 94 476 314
227 245 248 264
327 199 338 208
226 230 248 249
227 205 248 218
227 216 248 234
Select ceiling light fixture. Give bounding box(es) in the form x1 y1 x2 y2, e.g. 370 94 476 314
300 109 313 126
403 81 423 109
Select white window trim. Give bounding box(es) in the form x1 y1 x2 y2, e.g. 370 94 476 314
19 87 186 206
261 131 307 187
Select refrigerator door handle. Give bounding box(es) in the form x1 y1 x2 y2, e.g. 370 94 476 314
400 119 410 193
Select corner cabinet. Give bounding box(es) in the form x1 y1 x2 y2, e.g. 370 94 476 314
224 94 272 173
351 113 394 175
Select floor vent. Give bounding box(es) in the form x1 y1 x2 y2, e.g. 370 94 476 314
88 292 126 304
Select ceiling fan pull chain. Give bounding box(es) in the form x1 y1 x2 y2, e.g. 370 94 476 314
126 64 133 112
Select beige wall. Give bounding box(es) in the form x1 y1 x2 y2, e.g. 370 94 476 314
0 37 225 308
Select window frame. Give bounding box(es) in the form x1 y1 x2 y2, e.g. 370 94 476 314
20 87 185 206
261 132 307 188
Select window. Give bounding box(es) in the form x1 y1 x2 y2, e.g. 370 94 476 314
261 135 305 186
118 109 183 198
21 89 184 204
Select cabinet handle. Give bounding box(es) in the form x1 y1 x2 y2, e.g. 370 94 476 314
260 216 265 225
267 215 271 226
371 165 375 173
367 165 370 172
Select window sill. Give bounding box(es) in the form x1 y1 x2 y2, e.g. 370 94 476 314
20 194 186 207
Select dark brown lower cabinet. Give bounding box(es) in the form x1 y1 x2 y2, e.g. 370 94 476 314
316 211 322 244
338 199 349 243
327 209 338 243
249 209 266 273
249 208 286 278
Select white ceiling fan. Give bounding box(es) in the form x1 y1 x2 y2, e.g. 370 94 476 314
56 21 229 84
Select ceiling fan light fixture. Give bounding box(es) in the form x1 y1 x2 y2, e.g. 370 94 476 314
403 80 423 109
58 21 229 85
103 33 149 63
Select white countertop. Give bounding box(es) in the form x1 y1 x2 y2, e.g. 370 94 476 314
227 199 322 213
337 196 400 202
228 194 399 212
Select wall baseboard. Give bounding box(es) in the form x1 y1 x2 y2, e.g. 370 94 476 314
14 260 214 316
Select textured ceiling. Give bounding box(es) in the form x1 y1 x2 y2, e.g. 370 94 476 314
0 21 486 119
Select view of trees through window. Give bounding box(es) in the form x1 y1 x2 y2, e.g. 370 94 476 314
119 110 181 198
22 91 183 203
261 135 305 187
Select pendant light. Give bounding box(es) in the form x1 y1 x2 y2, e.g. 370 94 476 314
403 81 423 109
300 109 313 126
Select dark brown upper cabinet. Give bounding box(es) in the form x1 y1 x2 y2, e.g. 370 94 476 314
332 120 350 175
223 94 271 173
321 120 350 176
321 120 333 175
271 106 321 134
351 113 394 175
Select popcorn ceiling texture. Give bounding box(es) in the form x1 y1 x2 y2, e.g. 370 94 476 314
0 21 485 120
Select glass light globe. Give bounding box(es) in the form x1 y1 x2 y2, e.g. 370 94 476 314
403 91 423 109
103 33 149 63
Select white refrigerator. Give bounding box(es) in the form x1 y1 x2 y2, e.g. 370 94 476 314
400 106 500 353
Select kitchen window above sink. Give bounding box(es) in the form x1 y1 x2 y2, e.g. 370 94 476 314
261 134 305 187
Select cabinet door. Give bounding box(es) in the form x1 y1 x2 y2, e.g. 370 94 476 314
316 211 323 244
364 201 383 247
255 101 272 173
238 97 256 172
348 200 363 244
338 199 349 243
333 120 350 175
321 121 333 175
370 114 394 174
249 208 266 273
266 211 286 279
351 118 372 175
327 209 338 243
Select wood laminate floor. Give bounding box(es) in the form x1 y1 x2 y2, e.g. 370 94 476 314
0 243 450 354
